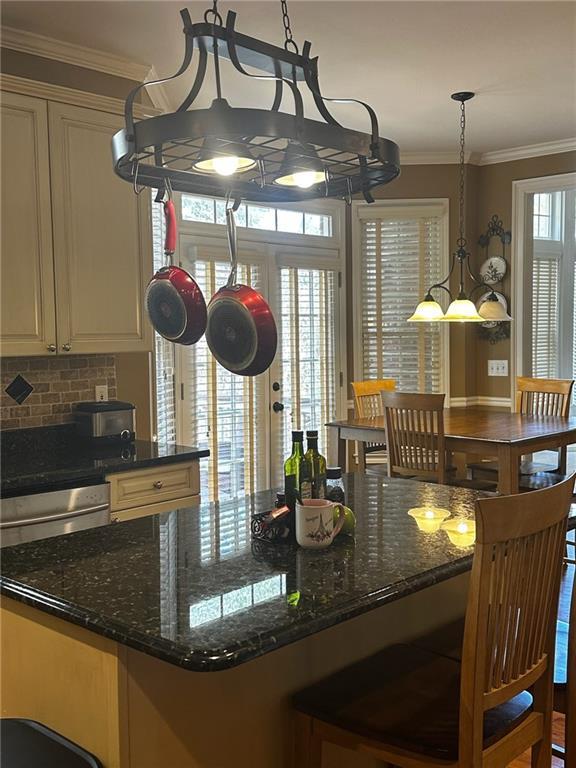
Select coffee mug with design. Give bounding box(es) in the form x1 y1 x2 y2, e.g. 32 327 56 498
295 498 346 549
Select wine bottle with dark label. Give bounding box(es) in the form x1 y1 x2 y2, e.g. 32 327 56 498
284 430 304 510
305 430 327 499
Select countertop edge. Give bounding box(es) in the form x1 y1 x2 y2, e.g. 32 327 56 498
0 554 473 672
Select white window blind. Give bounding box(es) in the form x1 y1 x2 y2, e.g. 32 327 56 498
151 198 177 444
532 256 560 378
357 210 445 392
180 258 267 502
273 267 339 483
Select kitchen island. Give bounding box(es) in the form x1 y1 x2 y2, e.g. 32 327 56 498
2 474 485 768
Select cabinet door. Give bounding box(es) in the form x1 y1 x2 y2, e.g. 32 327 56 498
1 92 57 356
49 103 152 354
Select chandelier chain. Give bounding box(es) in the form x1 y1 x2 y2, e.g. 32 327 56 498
280 0 298 53
458 100 466 244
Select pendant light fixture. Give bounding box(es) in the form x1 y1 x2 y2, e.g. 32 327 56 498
408 93 512 324
112 0 400 204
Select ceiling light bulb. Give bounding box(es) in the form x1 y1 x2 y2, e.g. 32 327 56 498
293 170 324 189
212 155 241 176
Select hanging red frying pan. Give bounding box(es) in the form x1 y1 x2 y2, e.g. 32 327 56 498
145 195 207 345
205 207 277 376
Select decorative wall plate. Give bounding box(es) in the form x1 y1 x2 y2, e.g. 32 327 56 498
479 256 507 285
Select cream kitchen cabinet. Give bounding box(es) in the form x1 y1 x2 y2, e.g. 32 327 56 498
0 93 57 356
0 95 153 356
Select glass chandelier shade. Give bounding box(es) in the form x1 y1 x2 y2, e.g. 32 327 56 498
407 294 445 322
477 291 512 321
442 297 485 322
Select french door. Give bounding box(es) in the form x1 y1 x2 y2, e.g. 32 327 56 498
174 220 344 502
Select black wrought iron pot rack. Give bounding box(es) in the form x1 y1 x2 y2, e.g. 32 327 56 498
112 8 400 204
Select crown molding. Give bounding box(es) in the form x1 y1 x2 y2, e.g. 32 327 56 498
0 73 159 118
400 151 474 165
478 138 576 165
2 26 151 83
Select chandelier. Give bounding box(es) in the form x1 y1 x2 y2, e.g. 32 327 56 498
408 92 512 323
112 0 400 204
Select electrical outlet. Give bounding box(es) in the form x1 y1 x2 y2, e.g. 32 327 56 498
487 360 508 377
95 385 108 401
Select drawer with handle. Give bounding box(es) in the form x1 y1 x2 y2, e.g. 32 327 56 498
106 461 199 512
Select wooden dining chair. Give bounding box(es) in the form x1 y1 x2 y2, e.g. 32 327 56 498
469 377 574 482
351 379 396 471
380 392 494 490
293 475 574 768
381 391 448 482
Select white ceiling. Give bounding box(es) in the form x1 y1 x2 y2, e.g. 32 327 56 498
2 1 575 154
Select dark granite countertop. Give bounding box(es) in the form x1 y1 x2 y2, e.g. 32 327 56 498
1 474 495 671
0 425 209 497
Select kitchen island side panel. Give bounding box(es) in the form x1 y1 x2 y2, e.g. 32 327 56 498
2 573 469 768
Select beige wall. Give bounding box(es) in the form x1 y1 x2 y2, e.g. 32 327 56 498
474 151 576 399
1 46 154 439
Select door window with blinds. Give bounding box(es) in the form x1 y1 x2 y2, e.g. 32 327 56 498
529 189 576 385
152 195 345 502
354 202 448 393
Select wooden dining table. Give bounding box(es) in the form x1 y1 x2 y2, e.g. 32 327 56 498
328 407 576 494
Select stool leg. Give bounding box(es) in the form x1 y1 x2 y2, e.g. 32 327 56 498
531 673 553 768
294 712 323 768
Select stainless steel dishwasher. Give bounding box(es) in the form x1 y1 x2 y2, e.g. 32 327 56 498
0 484 110 547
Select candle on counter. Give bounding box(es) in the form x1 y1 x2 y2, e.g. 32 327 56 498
408 506 451 533
441 518 476 548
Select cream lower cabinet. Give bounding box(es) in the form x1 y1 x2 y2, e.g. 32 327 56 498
0 94 153 356
1 93 57 356
107 461 200 523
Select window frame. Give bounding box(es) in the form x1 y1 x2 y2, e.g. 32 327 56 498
351 198 451 401
511 172 576 408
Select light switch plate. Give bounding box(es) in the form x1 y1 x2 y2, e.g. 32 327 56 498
95 385 108 401
487 360 508 377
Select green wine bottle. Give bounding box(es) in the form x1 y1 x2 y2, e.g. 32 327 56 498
284 431 312 510
305 430 327 499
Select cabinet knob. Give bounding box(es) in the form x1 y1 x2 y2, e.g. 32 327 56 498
153 480 163 490
46 344 57 352
62 343 72 352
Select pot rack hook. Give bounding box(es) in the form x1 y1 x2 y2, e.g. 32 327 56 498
132 161 145 195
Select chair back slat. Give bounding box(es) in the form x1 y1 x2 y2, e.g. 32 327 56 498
381 392 446 482
516 377 573 417
459 475 574 764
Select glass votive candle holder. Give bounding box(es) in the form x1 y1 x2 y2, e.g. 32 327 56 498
441 518 476 548
408 507 451 534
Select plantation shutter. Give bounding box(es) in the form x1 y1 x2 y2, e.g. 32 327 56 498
531 255 560 378
272 266 339 483
151 198 177 444
358 207 445 392
179 256 267 502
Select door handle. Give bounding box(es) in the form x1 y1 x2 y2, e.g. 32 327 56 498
272 381 281 392
272 401 284 413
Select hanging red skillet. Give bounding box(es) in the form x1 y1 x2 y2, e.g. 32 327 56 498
145 195 207 345
206 207 277 376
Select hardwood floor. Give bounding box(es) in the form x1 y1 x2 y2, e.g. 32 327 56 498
511 549 574 767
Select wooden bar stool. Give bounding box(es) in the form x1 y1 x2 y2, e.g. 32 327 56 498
293 476 574 768
0 719 103 767
351 379 396 472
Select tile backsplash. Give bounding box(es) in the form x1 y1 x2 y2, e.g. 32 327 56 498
1 355 117 430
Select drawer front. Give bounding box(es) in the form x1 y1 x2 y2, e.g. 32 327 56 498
107 461 199 511
110 494 199 524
